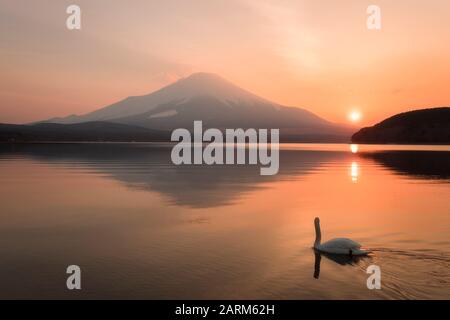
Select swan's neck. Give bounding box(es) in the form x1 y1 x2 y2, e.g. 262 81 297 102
314 221 321 247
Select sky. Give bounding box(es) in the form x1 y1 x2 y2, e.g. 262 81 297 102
1 0 450 126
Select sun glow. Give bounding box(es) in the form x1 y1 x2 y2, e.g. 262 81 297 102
348 111 362 123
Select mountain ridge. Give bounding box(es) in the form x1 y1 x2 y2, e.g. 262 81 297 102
50 73 280 123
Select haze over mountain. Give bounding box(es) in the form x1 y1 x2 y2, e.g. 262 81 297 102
45 73 353 141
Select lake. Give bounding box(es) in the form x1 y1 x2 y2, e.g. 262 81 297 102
0 143 449 299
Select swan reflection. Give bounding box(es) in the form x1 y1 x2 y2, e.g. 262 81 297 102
313 249 366 279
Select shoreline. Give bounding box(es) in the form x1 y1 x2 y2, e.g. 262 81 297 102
1 141 450 148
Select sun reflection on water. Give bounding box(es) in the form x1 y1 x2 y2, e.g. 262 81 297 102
350 162 359 182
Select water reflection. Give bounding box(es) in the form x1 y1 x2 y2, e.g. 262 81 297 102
350 162 359 182
0 144 345 208
359 151 450 180
1 144 448 210
0 143 449 299
313 249 367 279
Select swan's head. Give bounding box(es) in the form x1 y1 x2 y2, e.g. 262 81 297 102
314 217 320 226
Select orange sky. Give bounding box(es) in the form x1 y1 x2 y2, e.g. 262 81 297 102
1 0 450 126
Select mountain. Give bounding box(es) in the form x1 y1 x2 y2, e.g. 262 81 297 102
46 73 353 141
352 107 450 144
0 122 169 142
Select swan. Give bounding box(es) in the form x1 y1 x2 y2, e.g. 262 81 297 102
313 217 368 256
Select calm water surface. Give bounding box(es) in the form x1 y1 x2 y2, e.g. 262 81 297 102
0 143 449 299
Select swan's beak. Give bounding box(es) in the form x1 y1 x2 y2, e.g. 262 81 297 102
351 249 370 256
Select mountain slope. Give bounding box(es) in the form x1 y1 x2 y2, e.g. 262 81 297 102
47 73 353 140
351 107 450 144
51 73 277 123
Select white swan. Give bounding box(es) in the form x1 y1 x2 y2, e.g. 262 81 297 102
313 217 368 256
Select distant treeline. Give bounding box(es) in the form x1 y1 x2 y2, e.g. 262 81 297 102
352 107 450 144
0 122 350 143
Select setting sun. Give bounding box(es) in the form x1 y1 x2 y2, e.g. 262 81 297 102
348 111 362 123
